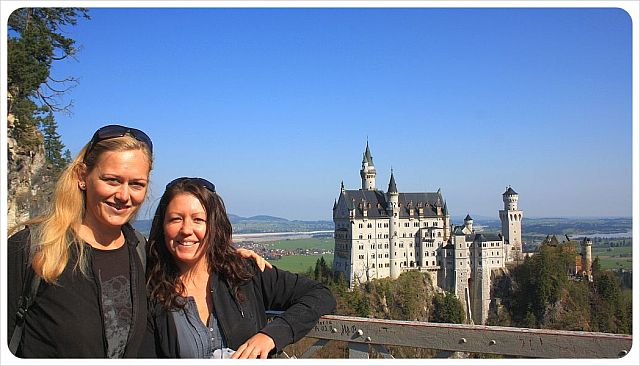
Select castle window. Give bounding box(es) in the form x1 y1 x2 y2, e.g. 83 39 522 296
367 223 372 228
359 245 364 250
359 234 363 239
385 253 389 258
359 223 363 228
368 234 372 239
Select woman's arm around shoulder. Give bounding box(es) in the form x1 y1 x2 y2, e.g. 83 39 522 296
256 264 337 351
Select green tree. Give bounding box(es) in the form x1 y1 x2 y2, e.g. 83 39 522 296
8 7 89 153
430 291 465 324
40 113 69 173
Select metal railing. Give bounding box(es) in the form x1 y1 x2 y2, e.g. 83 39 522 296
271 313 632 359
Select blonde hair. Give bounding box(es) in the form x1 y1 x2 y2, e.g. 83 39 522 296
9 134 153 283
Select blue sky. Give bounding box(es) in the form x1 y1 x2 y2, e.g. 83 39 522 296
11 6 637 221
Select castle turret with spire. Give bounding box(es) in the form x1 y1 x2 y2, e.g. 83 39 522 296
360 141 376 191
387 170 401 279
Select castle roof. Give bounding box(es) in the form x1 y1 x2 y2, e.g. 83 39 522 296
336 189 444 219
465 214 473 221
388 172 398 193
363 141 374 165
472 232 502 242
542 234 573 246
503 186 518 196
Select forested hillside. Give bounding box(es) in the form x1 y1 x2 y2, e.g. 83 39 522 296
286 259 465 358
487 244 632 334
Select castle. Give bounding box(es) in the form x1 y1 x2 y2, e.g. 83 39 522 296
540 234 593 282
332 143 523 324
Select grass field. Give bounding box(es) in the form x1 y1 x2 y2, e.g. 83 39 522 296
268 237 334 250
270 254 334 274
592 246 632 271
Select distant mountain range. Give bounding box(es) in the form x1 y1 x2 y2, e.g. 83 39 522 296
132 214 333 236
227 214 291 223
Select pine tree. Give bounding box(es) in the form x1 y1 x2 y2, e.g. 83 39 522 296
7 7 89 154
40 113 67 173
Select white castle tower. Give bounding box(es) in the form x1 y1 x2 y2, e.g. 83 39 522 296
499 186 523 261
360 141 376 190
464 214 474 233
581 237 593 281
387 170 401 279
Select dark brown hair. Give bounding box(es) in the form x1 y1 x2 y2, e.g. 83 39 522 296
146 178 252 310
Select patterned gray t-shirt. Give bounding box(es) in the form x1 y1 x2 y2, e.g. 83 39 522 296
92 244 132 358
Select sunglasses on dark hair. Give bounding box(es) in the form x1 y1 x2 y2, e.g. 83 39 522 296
166 177 216 193
84 124 153 161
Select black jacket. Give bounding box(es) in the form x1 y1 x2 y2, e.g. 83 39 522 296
7 224 149 358
144 262 336 358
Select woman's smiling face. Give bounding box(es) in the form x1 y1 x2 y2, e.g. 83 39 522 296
163 192 209 268
80 149 150 233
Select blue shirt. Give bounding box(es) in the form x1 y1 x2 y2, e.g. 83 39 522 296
173 297 228 358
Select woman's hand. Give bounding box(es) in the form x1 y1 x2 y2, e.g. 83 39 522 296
231 333 275 359
236 248 273 272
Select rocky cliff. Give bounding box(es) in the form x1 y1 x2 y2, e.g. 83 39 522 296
6 114 55 230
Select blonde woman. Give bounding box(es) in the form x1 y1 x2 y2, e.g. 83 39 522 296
7 125 268 358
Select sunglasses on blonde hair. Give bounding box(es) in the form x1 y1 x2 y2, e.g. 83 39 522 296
84 124 153 161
